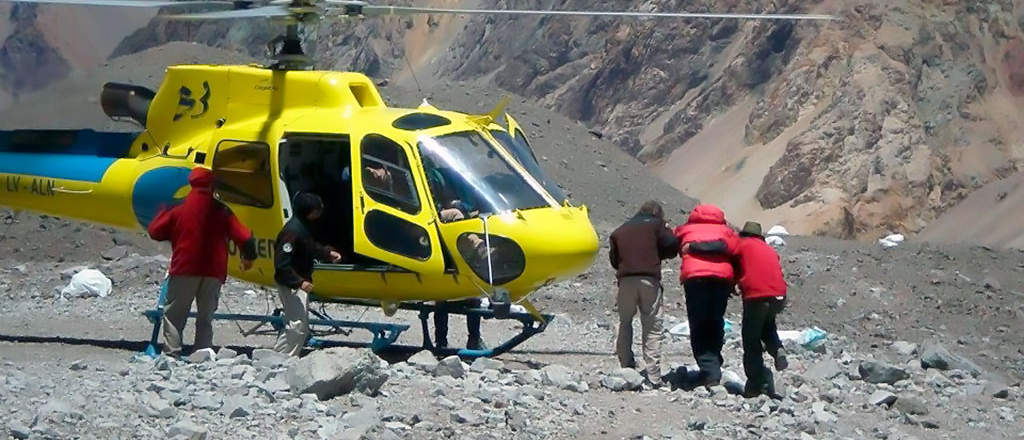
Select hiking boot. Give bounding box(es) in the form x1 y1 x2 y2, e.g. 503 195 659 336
467 336 487 350
699 371 721 388
773 348 789 371
742 387 762 398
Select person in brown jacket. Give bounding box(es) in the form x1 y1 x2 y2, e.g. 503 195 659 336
609 200 680 386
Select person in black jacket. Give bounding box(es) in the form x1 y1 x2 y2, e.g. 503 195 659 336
272 193 341 356
608 200 680 387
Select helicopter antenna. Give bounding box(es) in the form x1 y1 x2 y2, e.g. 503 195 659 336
403 47 424 97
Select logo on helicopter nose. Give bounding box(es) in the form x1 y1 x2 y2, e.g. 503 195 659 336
174 81 211 121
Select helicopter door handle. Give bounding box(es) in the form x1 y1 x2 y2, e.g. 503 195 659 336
359 193 365 214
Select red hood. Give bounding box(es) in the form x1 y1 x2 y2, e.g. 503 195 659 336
188 167 216 190
686 204 727 225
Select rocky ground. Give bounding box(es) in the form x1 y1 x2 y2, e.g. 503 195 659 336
2 221 1023 439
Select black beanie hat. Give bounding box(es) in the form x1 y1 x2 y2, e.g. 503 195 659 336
294 193 323 219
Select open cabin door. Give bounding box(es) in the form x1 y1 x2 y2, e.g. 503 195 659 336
208 137 281 263
348 131 446 274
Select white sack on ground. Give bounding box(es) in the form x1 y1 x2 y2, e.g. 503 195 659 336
59 269 112 299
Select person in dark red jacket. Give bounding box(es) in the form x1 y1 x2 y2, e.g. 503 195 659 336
148 167 257 357
733 221 788 398
673 204 740 386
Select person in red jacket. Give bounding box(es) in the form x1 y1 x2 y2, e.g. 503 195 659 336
673 204 740 386
733 221 788 398
148 167 257 357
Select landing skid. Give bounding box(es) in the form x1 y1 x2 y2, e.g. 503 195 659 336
318 297 555 358
141 280 554 360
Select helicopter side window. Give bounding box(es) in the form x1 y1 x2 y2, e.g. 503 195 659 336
211 140 274 208
360 134 420 215
363 210 432 261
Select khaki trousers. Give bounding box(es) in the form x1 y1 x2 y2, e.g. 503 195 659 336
162 275 222 357
273 285 309 356
615 275 665 381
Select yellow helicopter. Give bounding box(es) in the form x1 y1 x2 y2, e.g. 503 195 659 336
0 0 835 356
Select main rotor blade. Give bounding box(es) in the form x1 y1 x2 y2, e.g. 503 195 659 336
159 4 291 19
0 0 234 7
339 4 837 21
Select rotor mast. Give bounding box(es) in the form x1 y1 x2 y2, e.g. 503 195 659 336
267 22 308 69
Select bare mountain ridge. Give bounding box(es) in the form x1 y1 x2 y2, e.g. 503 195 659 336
0 4 70 104
424 0 1024 243
0 3 153 110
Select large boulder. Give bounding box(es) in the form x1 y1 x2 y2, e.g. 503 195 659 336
858 361 909 384
920 343 984 377
601 368 645 391
286 348 390 401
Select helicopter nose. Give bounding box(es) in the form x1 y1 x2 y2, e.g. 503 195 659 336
517 208 599 278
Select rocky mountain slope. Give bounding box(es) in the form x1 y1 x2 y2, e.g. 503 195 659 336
917 170 1024 249
0 3 153 111
421 0 1024 243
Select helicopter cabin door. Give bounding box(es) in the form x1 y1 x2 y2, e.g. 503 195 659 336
207 138 281 270
348 132 445 274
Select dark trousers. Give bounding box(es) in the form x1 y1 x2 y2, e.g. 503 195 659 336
434 298 482 349
683 277 732 382
742 297 785 392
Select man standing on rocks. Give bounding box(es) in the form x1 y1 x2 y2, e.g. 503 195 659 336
272 193 341 356
732 221 788 398
147 167 258 358
673 204 740 387
609 200 679 386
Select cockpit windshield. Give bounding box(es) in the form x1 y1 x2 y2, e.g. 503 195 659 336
488 128 569 204
417 131 550 221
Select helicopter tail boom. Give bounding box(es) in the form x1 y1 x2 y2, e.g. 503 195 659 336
0 129 174 231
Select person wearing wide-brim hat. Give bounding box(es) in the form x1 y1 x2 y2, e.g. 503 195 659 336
734 220 789 399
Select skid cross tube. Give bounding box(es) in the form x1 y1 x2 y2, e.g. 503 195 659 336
315 296 556 358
